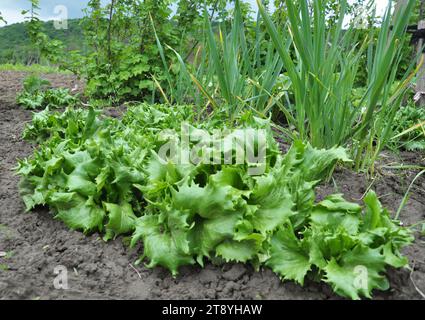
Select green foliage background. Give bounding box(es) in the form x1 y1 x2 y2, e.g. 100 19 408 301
0 19 86 65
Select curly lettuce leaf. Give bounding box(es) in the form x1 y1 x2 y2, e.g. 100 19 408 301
324 245 389 300
131 215 195 276
103 202 137 241
266 226 311 285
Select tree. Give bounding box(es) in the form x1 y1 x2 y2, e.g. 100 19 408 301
78 0 179 100
0 11 6 24
272 0 368 27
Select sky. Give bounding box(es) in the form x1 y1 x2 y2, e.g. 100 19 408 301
0 0 391 26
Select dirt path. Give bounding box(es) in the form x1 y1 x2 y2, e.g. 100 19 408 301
0 71 424 300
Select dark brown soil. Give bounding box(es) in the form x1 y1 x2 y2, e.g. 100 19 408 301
0 71 424 300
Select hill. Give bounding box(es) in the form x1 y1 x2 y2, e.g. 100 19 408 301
0 19 86 65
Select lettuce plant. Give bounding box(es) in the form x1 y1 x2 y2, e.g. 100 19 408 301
17 104 413 299
16 75 78 110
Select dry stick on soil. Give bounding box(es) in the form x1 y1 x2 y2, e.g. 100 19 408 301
395 170 425 220
410 262 425 299
129 263 141 279
354 178 376 201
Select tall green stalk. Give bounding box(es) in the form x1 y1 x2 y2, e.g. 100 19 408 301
157 0 283 123
257 0 416 172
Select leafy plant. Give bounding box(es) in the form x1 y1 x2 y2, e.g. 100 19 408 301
22 107 89 142
257 0 416 173
16 75 78 110
391 100 425 151
22 74 51 93
0 64 70 74
77 0 180 102
158 0 284 123
17 104 414 299
22 0 65 64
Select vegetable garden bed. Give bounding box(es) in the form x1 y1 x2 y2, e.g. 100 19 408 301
0 71 424 300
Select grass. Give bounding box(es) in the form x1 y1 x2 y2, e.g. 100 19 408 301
155 1 283 123
0 264 9 271
0 63 72 74
0 251 14 259
395 169 425 220
257 0 416 172
156 0 416 174
0 223 12 240
0 250 13 271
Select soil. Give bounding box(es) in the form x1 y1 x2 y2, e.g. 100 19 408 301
0 71 424 300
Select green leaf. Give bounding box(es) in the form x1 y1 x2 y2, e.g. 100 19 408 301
250 172 295 234
317 194 362 213
382 242 408 268
266 227 311 285
66 173 97 197
188 211 243 259
311 194 362 235
131 215 194 276
166 208 193 254
103 202 137 241
216 240 258 263
55 197 105 233
324 245 389 300
250 196 294 234
18 178 44 211
362 191 383 230
95 167 110 192
307 234 327 269
233 219 265 247
298 142 352 182
172 178 238 219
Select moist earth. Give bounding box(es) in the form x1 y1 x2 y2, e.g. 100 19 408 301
0 71 424 300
